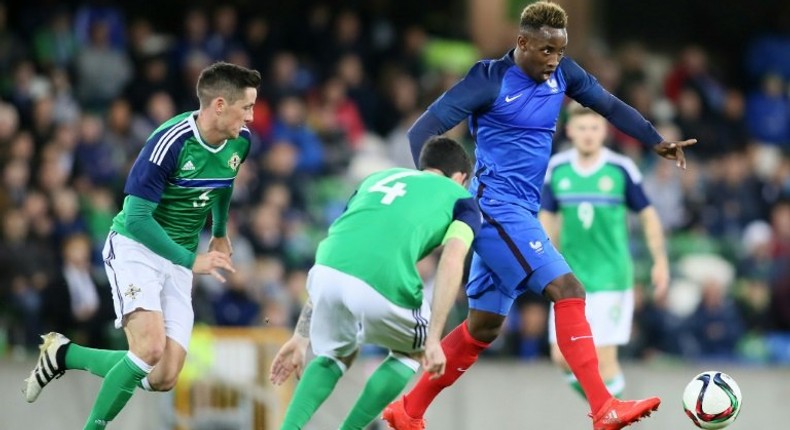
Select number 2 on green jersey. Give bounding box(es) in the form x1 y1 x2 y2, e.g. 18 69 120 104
369 171 421 205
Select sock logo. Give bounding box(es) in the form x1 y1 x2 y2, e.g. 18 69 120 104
570 335 594 342
457 368 469 372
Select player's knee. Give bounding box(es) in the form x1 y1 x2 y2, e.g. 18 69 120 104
545 274 586 301
154 374 178 392
133 341 166 365
467 319 504 343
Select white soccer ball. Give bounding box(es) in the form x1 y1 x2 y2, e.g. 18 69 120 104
682 371 742 429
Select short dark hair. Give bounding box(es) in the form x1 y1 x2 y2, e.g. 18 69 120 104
520 1 568 32
566 101 601 119
196 62 262 107
418 136 472 179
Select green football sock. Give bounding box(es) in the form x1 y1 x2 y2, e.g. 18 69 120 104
340 355 416 430
83 353 151 430
606 373 625 399
65 344 127 378
281 356 344 430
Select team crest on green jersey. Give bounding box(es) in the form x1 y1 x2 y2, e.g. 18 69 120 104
598 175 614 192
228 152 241 171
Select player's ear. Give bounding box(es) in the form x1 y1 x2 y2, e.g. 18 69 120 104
214 97 226 115
517 34 528 51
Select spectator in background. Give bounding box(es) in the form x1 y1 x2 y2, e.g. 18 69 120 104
665 45 726 115
643 124 687 231
74 113 119 187
49 68 81 125
686 276 745 361
123 55 172 113
42 234 111 347
172 8 210 71
335 53 380 132
704 151 766 238
206 4 242 61
308 75 365 150
212 267 261 326
33 8 78 70
0 2 27 95
745 73 790 147
271 96 325 174
243 16 278 74
75 20 132 110
50 187 88 252
0 210 50 348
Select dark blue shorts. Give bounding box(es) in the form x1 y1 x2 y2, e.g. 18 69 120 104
466 199 571 316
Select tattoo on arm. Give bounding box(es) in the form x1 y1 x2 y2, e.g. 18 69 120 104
295 299 313 338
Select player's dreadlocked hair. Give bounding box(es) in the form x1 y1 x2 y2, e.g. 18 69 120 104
418 136 472 179
196 62 262 107
520 1 568 31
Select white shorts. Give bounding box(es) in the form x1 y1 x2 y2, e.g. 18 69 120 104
102 231 194 351
307 264 431 358
548 290 634 347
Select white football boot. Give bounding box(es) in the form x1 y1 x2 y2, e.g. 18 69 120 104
24 332 71 402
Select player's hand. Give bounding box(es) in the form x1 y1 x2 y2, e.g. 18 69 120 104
192 251 235 282
653 139 697 169
421 339 446 380
269 335 309 385
208 235 233 257
651 259 670 301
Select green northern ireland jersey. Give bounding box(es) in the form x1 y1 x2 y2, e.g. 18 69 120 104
315 168 480 309
541 148 650 292
112 111 250 255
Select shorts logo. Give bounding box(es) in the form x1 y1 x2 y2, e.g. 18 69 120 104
124 284 141 300
529 240 544 254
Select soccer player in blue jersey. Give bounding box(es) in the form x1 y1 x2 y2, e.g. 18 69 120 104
383 2 695 430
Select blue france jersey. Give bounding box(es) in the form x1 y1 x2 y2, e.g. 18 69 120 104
408 50 662 212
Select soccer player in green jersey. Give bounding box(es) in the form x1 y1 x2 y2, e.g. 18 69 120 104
267 137 481 430
539 103 669 400
24 62 261 429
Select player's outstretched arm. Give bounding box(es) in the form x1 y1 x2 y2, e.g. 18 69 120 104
269 299 312 385
423 237 470 379
124 195 198 268
639 206 670 300
653 139 698 170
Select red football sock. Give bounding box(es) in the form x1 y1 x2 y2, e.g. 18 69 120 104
403 320 489 418
554 298 612 414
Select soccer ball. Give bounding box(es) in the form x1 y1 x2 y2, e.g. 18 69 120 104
682 371 742 429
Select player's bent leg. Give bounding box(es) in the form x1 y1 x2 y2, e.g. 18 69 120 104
392 313 497 424
544 273 612 416
281 353 351 430
81 310 162 430
343 352 418 430
142 337 187 391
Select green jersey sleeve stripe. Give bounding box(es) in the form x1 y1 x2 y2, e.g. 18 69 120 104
442 220 474 248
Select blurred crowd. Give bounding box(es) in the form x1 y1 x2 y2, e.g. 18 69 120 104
0 1 789 366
